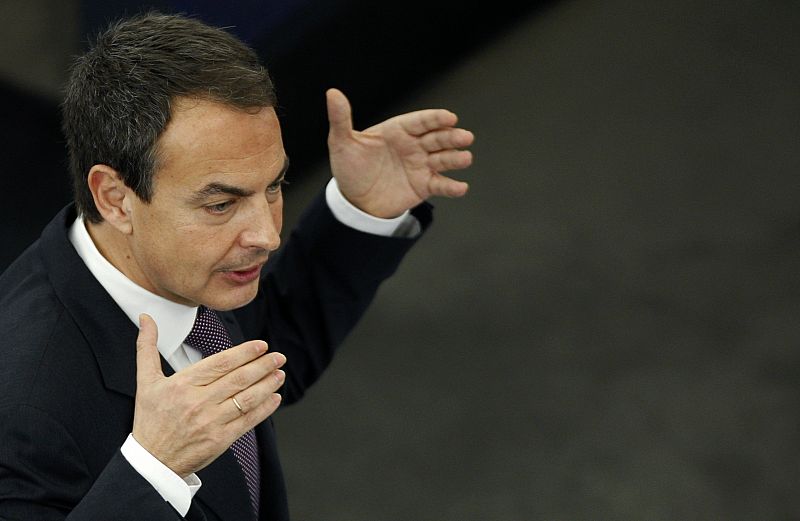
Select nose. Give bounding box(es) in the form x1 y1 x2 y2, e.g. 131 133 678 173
239 200 281 252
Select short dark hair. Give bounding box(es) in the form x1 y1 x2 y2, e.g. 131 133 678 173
61 11 278 223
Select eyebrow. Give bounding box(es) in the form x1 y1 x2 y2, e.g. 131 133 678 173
188 156 290 204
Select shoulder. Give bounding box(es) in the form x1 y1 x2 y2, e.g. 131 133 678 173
0 240 88 408
0 239 63 346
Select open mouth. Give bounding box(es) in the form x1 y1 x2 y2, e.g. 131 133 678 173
220 264 262 284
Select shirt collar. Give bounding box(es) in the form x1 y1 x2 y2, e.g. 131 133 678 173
68 214 198 361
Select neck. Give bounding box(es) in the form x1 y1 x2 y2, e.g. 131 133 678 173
85 220 146 291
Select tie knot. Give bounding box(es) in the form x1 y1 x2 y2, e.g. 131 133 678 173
185 306 232 358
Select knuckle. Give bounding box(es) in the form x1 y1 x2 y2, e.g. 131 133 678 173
211 355 233 375
230 369 249 390
237 392 255 411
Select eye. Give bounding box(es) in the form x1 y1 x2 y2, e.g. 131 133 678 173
206 200 234 215
267 178 289 194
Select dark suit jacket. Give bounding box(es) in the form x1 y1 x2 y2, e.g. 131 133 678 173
0 192 431 521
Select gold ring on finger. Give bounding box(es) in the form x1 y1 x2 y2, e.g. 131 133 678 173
232 396 245 415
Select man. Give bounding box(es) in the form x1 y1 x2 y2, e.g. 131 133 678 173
0 11 473 521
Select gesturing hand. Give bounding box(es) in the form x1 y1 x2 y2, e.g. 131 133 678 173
131 314 286 477
326 88 475 219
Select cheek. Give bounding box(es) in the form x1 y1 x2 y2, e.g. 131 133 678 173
182 227 235 264
145 228 190 275
143 220 218 275
272 198 284 234
160 232 228 293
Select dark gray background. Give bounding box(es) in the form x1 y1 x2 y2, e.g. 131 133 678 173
2 0 799 519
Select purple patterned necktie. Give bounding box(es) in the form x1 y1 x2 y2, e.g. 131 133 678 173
185 306 260 518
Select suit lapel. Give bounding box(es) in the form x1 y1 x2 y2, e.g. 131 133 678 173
39 205 139 398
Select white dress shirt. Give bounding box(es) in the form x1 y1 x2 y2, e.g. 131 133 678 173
68 178 417 515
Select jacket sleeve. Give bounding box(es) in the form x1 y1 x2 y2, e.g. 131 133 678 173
0 404 188 521
232 191 433 405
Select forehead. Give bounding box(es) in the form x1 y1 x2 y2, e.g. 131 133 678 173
154 97 284 190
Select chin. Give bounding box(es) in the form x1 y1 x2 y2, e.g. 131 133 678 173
205 281 260 311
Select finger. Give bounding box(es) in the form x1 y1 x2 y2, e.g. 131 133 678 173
397 109 458 137
326 88 353 144
427 173 470 199
225 390 283 437
184 340 269 386
220 369 286 423
136 314 164 383
210 351 286 401
427 149 473 172
420 128 475 153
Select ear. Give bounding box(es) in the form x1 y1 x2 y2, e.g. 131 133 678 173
87 165 136 234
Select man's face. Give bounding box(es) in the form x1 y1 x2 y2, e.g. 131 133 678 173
125 97 287 310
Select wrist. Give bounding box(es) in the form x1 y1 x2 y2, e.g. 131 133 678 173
325 178 411 235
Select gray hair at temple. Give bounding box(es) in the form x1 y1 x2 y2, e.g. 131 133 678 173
61 11 278 223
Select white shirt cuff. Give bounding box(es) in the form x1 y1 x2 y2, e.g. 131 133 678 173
120 433 201 516
325 178 421 238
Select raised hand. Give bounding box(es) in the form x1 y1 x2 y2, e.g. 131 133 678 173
326 88 475 219
131 314 286 477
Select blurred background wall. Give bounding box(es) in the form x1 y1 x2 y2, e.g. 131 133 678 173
2 0 799 519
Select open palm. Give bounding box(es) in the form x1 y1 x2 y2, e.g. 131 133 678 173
326 88 475 218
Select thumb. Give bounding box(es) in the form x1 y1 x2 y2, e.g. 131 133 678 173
136 313 164 383
326 88 353 144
